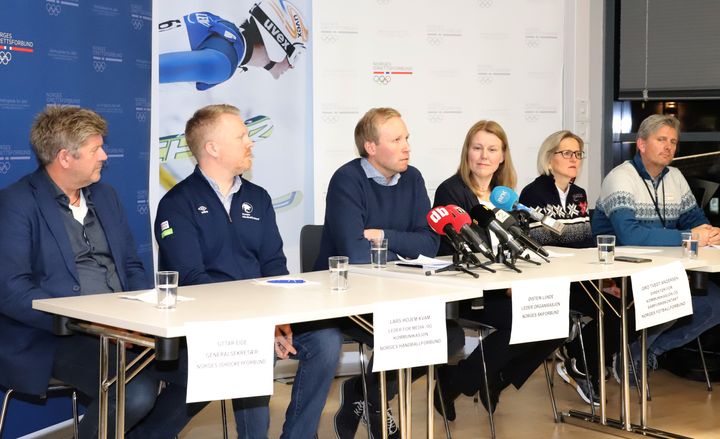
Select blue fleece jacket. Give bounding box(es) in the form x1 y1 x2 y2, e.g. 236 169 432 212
155 166 288 286
314 159 439 270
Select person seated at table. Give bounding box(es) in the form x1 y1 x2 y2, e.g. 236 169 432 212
154 104 342 439
432 120 563 418
593 114 720 380
0 106 195 438
315 107 464 439
519 130 621 405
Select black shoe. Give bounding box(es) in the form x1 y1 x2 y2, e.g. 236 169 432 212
366 407 399 439
334 377 364 439
434 365 461 421
476 378 500 414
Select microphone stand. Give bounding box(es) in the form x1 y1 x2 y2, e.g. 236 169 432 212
495 243 522 273
426 252 494 278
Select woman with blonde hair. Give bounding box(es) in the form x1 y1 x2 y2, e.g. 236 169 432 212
432 121 562 420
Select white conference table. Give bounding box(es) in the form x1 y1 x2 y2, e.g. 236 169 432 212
350 246 711 439
33 270 480 439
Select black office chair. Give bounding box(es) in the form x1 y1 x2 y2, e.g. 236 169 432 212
0 380 79 439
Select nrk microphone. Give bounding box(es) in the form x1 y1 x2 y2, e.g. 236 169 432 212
445 205 495 261
469 204 525 256
427 206 481 266
490 186 565 236
492 208 550 261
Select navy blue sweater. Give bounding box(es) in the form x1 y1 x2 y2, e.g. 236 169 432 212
155 166 288 286
315 159 439 270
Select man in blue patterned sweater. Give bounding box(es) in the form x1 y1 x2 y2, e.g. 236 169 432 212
593 114 720 378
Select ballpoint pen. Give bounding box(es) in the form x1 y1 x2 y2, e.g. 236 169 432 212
267 279 306 284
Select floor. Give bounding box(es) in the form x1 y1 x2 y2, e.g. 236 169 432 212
177 365 719 439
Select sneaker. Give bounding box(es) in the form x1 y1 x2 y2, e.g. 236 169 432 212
611 353 642 388
364 407 399 439
334 377 364 439
556 360 599 406
570 357 588 378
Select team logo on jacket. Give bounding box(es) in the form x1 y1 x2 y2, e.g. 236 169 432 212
241 202 260 221
197 205 208 214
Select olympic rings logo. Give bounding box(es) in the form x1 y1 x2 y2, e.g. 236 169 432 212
46 3 61 16
477 75 493 85
0 51 11 65
136 111 147 122
321 114 338 124
131 18 143 30
137 203 148 215
93 60 106 72
427 35 442 46
477 0 494 8
320 33 338 44
373 75 391 85
525 38 540 49
427 112 444 124
0 162 11 174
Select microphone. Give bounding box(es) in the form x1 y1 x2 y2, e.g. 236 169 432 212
490 186 565 236
444 205 495 261
426 206 482 265
469 204 525 256
492 208 550 261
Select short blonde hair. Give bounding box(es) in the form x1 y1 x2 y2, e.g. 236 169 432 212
30 106 107 166
536 130 584 176
457 120 517 195
637 114 680 141
185 104 241 157
354 107 402 157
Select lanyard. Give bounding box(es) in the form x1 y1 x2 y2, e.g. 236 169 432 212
634 165 666 228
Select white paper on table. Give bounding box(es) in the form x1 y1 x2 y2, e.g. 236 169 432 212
372 297 447 372
510 277 570 344
631 261 693 331
185 319 275 403
545 249 574 258
615 247 662 254
397 254 451 269
119 289 195 304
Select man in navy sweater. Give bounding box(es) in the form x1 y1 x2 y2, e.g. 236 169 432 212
316 107 452 438
155 104 342 438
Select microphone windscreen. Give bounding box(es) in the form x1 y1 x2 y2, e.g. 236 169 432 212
489 186 518 212
469 204 496 228
426 206 454 235
445 204 473 232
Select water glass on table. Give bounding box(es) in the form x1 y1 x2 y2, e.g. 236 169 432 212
681 231 699 259
156 271 178 309
597 235 615 264
329 256 349 292
370 238 388 268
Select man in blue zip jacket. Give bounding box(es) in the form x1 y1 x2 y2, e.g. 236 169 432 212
155 104 341 438
0 106 193 438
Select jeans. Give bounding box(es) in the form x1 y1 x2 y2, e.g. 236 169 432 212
52 334 159 439
125 345 207 439
631 280 720 367
234 324 343 439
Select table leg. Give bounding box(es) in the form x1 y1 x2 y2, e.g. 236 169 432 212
380 371 388 439
398 369 406 438
620 277 631 431
427 365 434 439
641 329 648 427
116 340 126 439
597 279 607 424
405 368 412 439
99 335 109 439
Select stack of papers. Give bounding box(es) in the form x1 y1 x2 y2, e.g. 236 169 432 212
397 255 451 270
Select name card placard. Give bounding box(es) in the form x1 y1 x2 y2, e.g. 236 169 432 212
631 261 693 330
510 277 570 344
185 319 275 403
372 298 447 372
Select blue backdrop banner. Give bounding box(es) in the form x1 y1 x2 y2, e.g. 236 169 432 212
0 1 151 436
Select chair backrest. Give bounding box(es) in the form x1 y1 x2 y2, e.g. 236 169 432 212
299 224 324 273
